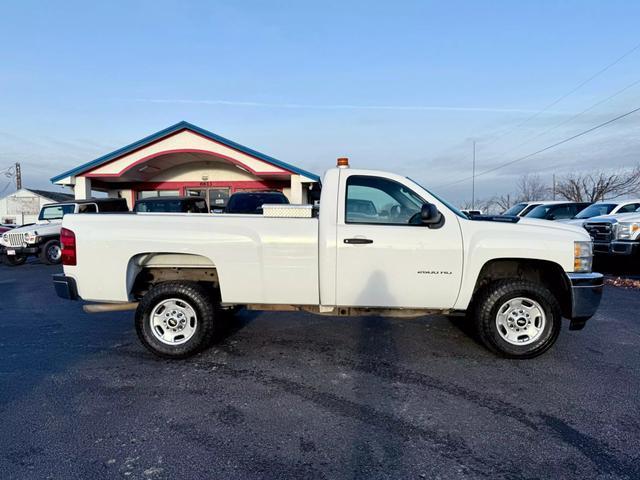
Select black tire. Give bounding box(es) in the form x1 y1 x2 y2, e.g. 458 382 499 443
39 239 62 265
4 254 27 266
472 279 562 359
135 281 218 359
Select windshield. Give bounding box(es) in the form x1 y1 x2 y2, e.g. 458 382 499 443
408 178 467 219
525 204 557 219
574 203 616 219
38 204 75 221
503 203 528 216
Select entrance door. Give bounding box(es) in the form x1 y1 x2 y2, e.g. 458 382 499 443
208 188 230 212
335 174 463 309
186 188 230 212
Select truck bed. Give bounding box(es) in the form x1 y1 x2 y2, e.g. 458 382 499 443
62 213 320 304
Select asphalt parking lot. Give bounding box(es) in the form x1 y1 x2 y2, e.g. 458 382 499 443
1 262 639 479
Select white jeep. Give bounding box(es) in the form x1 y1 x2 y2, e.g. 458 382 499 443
0 198 128 266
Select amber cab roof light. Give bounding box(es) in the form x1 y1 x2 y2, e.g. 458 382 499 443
337 157 350 168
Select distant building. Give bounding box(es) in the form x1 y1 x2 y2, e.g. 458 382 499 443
0 188 73 225
50 121 320 210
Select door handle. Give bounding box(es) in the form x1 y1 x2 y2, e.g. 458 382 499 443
344 238 374 244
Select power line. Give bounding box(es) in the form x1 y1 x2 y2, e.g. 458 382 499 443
435 105 640 190
481 40 640 146
477 76 640 166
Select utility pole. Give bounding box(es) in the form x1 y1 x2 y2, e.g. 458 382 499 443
552 174 556 200
15 162 22 190
471 140 476 210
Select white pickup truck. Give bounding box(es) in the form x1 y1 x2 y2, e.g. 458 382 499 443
53 160 603 359
584 210 640 257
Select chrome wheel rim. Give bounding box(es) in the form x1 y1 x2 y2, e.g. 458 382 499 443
495 297 546 346
150 298 198 345
48 244 62 262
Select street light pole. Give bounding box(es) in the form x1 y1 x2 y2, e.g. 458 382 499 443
15 162 22 190
472 141 476 210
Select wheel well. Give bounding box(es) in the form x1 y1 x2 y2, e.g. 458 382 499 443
130 267 219 300
472 259 571 317
127 253 219 300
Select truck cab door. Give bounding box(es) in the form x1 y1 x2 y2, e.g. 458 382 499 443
335 173 463 309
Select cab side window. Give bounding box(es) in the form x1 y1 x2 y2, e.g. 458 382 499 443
345 176 424 225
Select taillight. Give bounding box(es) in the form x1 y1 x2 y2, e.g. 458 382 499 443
60 228 76 266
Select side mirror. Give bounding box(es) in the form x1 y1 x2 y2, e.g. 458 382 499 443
421 203 443 225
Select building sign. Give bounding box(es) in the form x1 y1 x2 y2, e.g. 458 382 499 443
7 196 40 215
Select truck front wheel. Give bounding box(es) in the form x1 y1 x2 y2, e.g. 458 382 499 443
472 280 561 359
135 281 218 359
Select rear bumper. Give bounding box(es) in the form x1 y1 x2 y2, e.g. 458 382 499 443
566 272 603 330
52 274 79 300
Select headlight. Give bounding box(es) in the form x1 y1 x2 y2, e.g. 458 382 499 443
574 241 593 272
24 232 38 244
615 222 640 240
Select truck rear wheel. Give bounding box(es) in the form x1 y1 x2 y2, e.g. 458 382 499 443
135 281 218 359
40 239 62 265
472 279 561 359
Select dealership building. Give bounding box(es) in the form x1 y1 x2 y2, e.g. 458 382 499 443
51 121 320 210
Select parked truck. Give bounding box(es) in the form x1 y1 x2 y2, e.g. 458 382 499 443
53 160 603 359
1 198 128 266
584 210 640 257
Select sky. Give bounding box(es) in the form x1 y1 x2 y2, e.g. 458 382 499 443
1 0 640 204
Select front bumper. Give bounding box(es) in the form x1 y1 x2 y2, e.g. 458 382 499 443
1 245 40 255
592 240 639 256
52 274 79 300
566 272 604 330
610 240 639 256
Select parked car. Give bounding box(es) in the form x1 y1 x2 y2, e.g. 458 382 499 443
221 191 289 214
583 208 640 256
134 196 209 214
53 159 602 360
559 199 640 227
524 202 592 221
501 202 544 217
0 198 128 266
501 201 575 217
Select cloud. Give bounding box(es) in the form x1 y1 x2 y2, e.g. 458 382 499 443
129 97 555 115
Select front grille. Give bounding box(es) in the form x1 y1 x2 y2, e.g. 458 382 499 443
3 232 26 247
584 222 613 243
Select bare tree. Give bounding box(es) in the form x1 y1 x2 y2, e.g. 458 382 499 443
460 197 497 214
555 166 640 202
516 174 548 202
493 194 514 213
